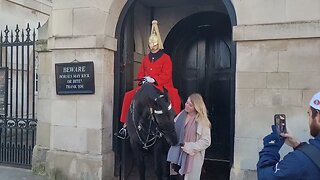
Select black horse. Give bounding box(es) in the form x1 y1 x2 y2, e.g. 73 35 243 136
126 83 178 180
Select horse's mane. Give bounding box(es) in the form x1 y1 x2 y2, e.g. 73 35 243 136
135 83 170 112
136 83 162 100
132 83 162 120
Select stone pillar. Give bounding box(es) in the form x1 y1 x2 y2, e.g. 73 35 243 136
32 21 52 176
32 0 127 179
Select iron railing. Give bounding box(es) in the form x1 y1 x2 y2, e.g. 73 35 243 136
0 24 37 168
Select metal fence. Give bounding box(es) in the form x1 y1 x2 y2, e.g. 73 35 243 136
0 24 37 168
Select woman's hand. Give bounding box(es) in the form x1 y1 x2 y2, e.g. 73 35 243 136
181 142 195 156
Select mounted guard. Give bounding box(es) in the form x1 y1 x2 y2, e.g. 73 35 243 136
117 20 181 139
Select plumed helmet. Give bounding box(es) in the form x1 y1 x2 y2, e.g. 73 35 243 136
149 20 164 49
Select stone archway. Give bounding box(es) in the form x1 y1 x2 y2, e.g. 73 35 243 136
113 0 237 179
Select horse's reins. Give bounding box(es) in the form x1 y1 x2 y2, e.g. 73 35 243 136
131 95 172 149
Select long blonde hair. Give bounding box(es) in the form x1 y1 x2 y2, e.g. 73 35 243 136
189 93 211 128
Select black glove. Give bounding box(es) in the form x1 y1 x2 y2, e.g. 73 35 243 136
257 125 285 169
263 125 285 151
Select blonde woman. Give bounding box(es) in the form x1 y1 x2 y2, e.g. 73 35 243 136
167 93 211 180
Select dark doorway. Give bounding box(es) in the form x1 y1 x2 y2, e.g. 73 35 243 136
165 12 235 179
113 1 137 179
114 1 236 180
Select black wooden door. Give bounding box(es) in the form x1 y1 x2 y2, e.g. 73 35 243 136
117 10 136 180
166 12 234 164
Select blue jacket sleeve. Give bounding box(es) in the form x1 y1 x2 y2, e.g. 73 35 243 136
257 125 284 169
257 151 306 180
257 125 306 180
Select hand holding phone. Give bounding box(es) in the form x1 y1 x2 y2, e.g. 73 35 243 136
274 114 287 134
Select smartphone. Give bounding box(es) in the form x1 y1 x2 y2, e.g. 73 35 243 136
274 114 287 134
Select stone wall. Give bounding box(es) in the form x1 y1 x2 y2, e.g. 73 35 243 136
0 0 51 30
234 0 320 25
33 0 125 179
231 0 320 179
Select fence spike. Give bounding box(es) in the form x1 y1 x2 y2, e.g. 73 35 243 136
4 25 9 43
14 24 20 43
26 24 31 42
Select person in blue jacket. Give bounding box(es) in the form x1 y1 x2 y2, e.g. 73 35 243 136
257 91 320 179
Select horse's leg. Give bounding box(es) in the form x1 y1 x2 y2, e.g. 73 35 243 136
131 141 146 180
162 138 171 179
154 140 164 180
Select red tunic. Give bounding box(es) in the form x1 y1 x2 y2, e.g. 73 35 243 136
120 52 181 123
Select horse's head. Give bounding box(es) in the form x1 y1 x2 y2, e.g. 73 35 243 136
138 83 178 146
151 88 178 146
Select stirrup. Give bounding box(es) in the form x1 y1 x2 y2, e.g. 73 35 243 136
114 127 129 139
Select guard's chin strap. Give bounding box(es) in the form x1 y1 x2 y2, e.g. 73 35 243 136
154 104 172 114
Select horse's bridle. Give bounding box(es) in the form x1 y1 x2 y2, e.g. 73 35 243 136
130 94 172 149
153 95 173 114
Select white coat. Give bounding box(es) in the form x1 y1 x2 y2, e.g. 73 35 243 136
181 119 211 180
